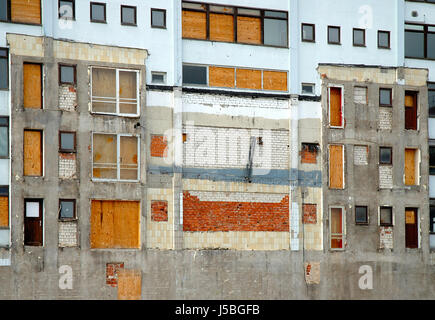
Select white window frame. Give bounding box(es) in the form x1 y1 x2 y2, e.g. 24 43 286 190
90 67 140 117
91 133 140 182
404 148 420 186
329 206 345 251
328 84 344 129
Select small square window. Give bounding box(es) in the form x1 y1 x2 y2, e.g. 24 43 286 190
59 199 76 220
151 72 166 84
90 2 106 23
59 0 75 20
301 23 315 42
301 83 315 95
353 28 366 46
151 8 166 28
378 30 390 49
328 26 340 44
355 206 368 224
380 207 393 226
59 64 76 85
379 88 392 106
59 131 76 152
379 147 392 165
121 5 136 26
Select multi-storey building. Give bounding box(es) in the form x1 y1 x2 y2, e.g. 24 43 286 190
0 0 434 299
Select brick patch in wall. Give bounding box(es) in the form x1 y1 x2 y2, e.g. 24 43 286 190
151 200 168 222
300 144 318 164
150 135 167 158
379 165 393 189
379 226 393 249
303 204 317 224
378 108 392 130
58 221 78 247
183 191 289 232
106 262 125 287
59 84 77 111
305 262 320 284
354 145 368 165
59 153 77 179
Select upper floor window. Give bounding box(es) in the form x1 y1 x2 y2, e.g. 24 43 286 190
378 30 390 49
59 64 76 85
90 2 106 23
328 26 341 45
0 117 8 158
0 48 8 90
181 2 288 47
379 88 392 107
91 67 139 116
121 5 136 26
151 8 166 28
59 0 75 20
429 82 435 117
353 28 366 47
405 23 435 59
301 23 315 42
0 0 41 24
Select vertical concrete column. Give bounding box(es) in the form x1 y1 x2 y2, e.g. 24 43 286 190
290 95 300 251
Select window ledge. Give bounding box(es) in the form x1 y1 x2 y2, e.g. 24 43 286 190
182 37 289 49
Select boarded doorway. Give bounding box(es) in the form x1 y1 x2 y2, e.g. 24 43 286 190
24 199 43 246
405 208 418 248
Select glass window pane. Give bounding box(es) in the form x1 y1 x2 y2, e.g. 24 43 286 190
356 207 367 223
428 33 435 59
430 206 435 233
60 65 74 84
380 148 392 164
329 27 340 43
380 207 392 225
122 7 136 24
60 132 75 151
405 31 424 58
152 10 164 27
430 147 435 175
429 87 435 117
302 25 314 41
405 24 424 31
210 6 233 13
91 3 105 21
380 89 391 105
60 201 74 218
182 3 206 10
0 126 7 157
0 57 7 89
264 11 287 18
237 8 260 16
26 202 40 218
0 0 8 21
353 29 365 45
264 18 287 46
182 65 207 85
378 32 389 48
59 1 73 19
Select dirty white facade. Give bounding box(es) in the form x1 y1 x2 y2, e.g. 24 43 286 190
0 0 434 299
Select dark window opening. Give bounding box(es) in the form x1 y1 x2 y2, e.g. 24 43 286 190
121 5 136 26
380 206 393 226
0 48 8 90
379 147 392 165
301 23 315 42
378 30 390 49
430 146 435 175
0 117 8 158
405 91 418 130
59 199 76 220
328 26 341 44
355 206 368 224
429 82 435 117
405 23 435 59
151 8 166 28
90 2 106 23
182 65 207 85
353 28 366 46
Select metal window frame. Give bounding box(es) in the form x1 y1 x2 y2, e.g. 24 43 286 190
327 25 341 45
353 28 366 47
378 30 391 49
301 23 315 42
90 66 140 117
405 22 435 59
151 8 166 29
121 4 137 26
90 1 106 23
379 146 393 165
91 132 140 182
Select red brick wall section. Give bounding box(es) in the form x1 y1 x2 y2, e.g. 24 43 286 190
151 200 168 222
106 262 124 287
150 135 167 157
183 191 289 232
303 204 317 224
301 145 317 164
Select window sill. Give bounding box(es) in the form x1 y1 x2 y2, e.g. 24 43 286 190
301 39 315 43
92 179 140 183
378 46 391 50
151 25 167 29
90 20 107 24
328 42 341 45
121 23 137 27
353 44 366 47
59 218 77 222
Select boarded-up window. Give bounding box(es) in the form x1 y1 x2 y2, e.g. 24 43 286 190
329 145 344 189
405 208 418 248
405 91 418 130
0 192 8 228
11 0 41 24
23 130 42 176
354 86 367 104
90 200 140 249
263 71 287 91
91 68 139 115
209 66 235 88
237 16 262 44
330 207 344 249
117 269 142 300
182 10 206 39
23 63 42 109
236 68 261 90
210 13 234 42
405 148 418 186
329 87 343 127
93 134 139 181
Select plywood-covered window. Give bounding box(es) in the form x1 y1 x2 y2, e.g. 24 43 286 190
209 6 234 42
7 0 42 24
405 91 418 130
237 10 262 45
23 129 42 176
330 207 344 250
0 187 8 228
92 133 139 181
329 87 343 127
263 71 288 91
236 68 261 90
91 67 139 116
329 145 344 189
90 200 140 249
23 63 42 109
405 208 419 248
405 148 419 186
209 66 235 88
182 3 207 40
